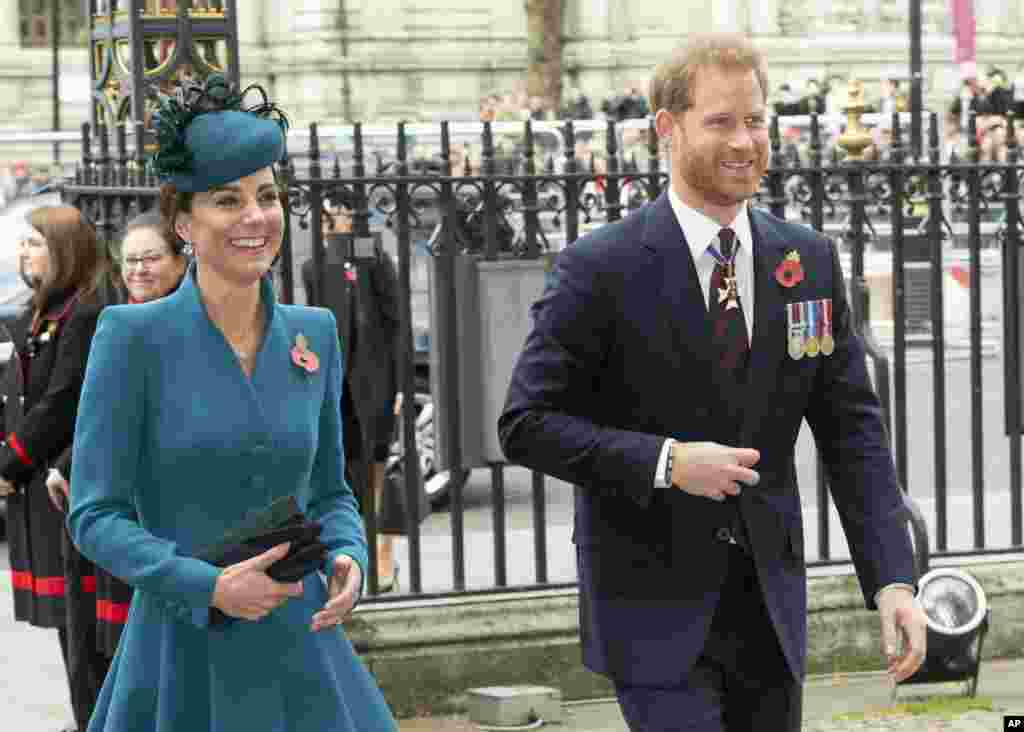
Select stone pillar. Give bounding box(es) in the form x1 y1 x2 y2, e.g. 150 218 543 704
750 0 780 35
608 0 631 42
862 0 881 29
975 0 1005 33
0 0 21 52
236 0 264 48
712 0 739 31
236 0 266 77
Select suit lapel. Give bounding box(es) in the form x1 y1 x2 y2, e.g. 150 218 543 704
740 209 788 444
641 194 713 371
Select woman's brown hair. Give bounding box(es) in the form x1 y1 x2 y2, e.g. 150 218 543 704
25 205 107 313
158 184 193 252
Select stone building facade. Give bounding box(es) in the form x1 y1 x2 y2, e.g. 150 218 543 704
0 0 1023 133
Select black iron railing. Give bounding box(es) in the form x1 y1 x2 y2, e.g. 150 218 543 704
53 110 1024 601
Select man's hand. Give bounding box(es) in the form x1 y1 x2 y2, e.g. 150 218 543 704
311 554 363 632
46 469 69 512
670 441 760 501
878 586 928 683
211 542 304 622
0 477 15 497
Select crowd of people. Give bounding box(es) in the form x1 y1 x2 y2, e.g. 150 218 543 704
755 67 1024 166
477 81 649 124
2 33 931 732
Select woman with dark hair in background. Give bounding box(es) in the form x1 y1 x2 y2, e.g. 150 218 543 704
44 209 188 728
0 205 111 732
302 195 402 591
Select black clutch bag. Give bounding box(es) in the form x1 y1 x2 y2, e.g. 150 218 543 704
195 495 328 627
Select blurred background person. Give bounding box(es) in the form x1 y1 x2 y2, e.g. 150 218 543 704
1 205 110 732
878 77 905 118
801 78 826 115
117 210 188 303
561 86 594 121
528 95 549 121
950 78 980 135
978 68 1012 117
46 208 187 731
774 82 804 116
978 117 1009 163
302 194 402 591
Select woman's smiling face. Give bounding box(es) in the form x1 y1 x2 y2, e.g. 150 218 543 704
121 226 187 302
177 167 283 288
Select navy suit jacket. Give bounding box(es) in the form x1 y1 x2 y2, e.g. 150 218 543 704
498 194 916 684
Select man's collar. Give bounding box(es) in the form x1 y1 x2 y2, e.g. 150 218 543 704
667 185 752 261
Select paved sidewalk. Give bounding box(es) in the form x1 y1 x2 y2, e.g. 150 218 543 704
3 542 1021 731
398 658 1024 731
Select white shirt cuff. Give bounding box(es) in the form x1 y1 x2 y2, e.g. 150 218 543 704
654 439 673 489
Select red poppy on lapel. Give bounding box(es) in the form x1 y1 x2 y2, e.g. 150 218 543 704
291 333 320 374
776 249 805 288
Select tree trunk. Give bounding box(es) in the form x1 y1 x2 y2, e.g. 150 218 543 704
525 0 563 117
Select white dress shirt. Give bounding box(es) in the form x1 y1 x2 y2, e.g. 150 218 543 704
653 189 754 489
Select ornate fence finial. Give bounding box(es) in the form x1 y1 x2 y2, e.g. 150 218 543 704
836 79 873 162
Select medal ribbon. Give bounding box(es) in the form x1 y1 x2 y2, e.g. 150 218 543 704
706 239 738 271
789 302 803 332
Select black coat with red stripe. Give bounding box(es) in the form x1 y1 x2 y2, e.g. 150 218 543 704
1 289 103 628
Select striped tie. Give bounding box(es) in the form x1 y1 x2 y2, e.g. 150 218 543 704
708 228 750 380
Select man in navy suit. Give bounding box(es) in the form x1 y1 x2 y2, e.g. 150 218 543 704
498 33 927 731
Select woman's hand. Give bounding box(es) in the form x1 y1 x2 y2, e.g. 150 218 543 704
0 477 15 497
211 542 305 622
311 554 363 632
46 469 70 512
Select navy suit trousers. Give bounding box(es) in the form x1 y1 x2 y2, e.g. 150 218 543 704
614 546 802 732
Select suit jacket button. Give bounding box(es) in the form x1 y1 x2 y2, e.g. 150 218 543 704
696 406 709 418
715 527 732 543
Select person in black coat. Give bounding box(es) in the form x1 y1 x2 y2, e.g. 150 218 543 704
0 205 113 732
45 209 188 693
301 196 402 590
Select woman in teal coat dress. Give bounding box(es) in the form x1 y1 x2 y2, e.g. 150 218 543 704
67 75 396 731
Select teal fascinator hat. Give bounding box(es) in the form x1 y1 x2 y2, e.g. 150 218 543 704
148 74 289 193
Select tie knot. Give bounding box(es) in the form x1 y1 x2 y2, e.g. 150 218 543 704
717 228 736 259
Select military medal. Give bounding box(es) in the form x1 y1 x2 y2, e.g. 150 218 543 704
787 302 806 360
708 237 740 311
804 300 820 358
719 274 739 310
820 298 835 355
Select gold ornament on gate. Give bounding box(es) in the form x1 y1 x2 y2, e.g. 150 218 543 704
836 79 873 162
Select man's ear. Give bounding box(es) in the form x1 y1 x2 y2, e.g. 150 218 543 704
654 109 676 141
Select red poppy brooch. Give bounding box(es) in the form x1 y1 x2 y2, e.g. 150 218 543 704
775 249 805 288
291 333 320 374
